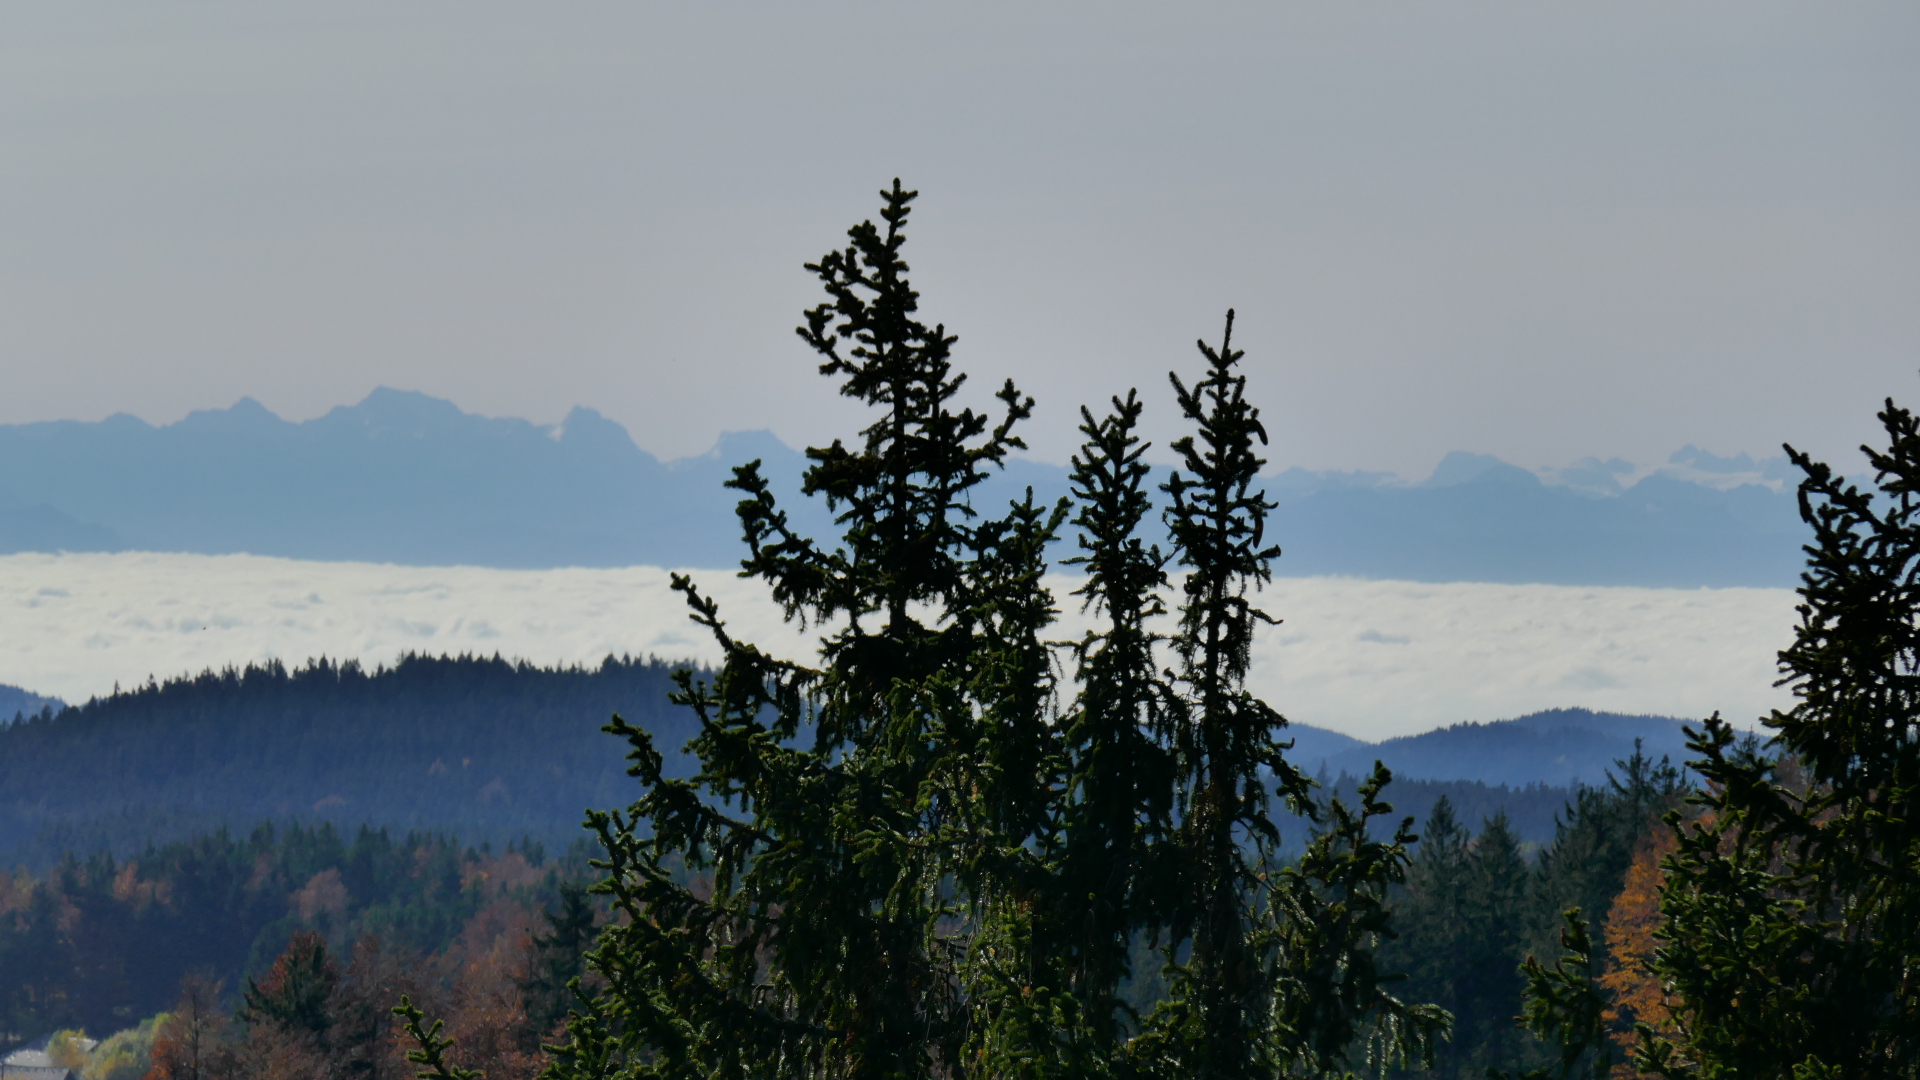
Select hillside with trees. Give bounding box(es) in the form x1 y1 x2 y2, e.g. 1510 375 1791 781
0 651 1682 869
0 654 691 868
0 821 599 1075
0 751 1683 1079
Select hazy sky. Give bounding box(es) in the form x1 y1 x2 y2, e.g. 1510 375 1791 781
2 2 1915 476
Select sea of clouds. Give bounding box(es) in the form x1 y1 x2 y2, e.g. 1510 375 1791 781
0 552 1797 740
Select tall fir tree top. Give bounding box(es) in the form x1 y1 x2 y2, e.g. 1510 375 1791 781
746 178 1036 634
1164 309 1282 689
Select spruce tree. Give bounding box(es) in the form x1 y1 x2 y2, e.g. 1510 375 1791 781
1388 796 1473 1075
1631 397 1920 1079
1458 813 1528 1068
1056 389 1177 1053
544 180 1064 1080
1133 310 1311 1078
519 883 598 1045
1129 313 1444 1079
494 192 1447 1080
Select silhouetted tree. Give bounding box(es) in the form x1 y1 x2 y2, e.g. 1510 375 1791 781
517 186 1443 1080
517 883 597 1045
1632 397 1920 1079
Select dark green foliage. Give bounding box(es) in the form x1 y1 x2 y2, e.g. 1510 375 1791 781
394 996 486 1080
1389 805 1529 1077
1057 388 1175 1053
1312 774 1582 849
0 654 691 867
540 189 1443 1079
242 931 339 1036
1122 314 1445 1078
1459 811 1527 1062
1496 910 1614 1080
1525 746 1684 965
519 883 600 1044
1378 748 1686 1080
570 180 1061 1078
1264 766 1449 1078
1631 398 1920 1079
1140 310 1312 1077
1390 798 1472 1054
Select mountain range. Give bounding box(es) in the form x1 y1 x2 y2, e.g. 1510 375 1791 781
0 389 1809 586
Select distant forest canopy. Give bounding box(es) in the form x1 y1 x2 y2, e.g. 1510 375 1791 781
0 654 696 869
0 651 1687 869
0 818 598 1053
0 755 1685 1079
0 389 1805 586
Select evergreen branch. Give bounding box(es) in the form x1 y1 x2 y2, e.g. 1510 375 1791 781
392 996 484 1080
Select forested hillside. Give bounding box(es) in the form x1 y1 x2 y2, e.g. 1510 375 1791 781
0 651 1669 867
0 821 597 1064
0 754 1682 1078
0 654 691 867
1307 707 1695 788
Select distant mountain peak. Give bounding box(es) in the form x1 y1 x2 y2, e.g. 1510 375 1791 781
680 429 804 468
176 395 286 432
1422 451 1541 489
329 387 471 432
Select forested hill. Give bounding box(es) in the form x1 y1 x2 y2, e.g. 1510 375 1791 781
0 654 695 867
0 389 1806 585
0 651 1674 867
0 681 63 721
1293 707 1697 789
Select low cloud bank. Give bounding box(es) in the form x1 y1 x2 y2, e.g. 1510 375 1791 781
0 553 1795 741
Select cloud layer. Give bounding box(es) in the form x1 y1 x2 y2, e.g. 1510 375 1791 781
0 553 1796 740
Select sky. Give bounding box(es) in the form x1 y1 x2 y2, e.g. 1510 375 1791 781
1 2 1916 477
0 553 1795 740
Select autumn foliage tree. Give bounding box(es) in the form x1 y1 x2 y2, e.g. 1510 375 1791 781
147 975 233 1080
1596 820 1679 1071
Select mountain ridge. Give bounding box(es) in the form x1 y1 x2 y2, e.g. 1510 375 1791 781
1287 707 1699 789
0 390 1808 585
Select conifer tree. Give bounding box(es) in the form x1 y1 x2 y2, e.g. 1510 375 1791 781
1139 310 1311 1078
1459 813 1528 1066
1392 800 1470 1025
1055 390 1176 1053
519 883 598 1045
1630 396 1920 1079
240 931 337 1039
1129 313 1444 1079
1525 746 1683 968
508 192 1445 1080
547 180 1064 1080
